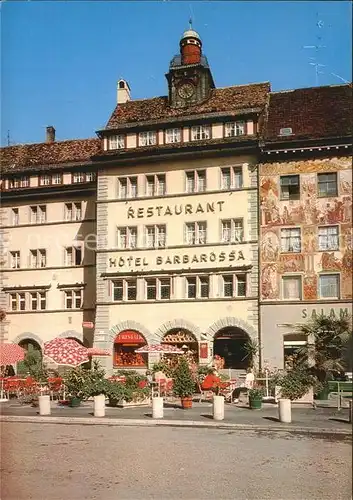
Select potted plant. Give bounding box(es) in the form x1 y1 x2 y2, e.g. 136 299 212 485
248 387 264 409
173 357 195 409
64 367 90 407
273 368 317 402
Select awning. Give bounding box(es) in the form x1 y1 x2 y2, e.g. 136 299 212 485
284 341 307 346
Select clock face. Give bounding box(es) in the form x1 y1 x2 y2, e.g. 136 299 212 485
178 82 195 99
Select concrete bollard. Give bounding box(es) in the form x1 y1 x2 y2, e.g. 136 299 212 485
152 396 163 419
213 395 225 421
94 394 106 417
38 395 51 416
278 398 291 423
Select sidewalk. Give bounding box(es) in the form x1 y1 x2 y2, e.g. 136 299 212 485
1 400 351 435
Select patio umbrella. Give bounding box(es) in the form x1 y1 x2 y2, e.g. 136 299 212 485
86 347 111 356
43 338 89 367
135 344 184 354
0 343 25 366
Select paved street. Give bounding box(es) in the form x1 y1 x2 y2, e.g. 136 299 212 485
1 422 351 500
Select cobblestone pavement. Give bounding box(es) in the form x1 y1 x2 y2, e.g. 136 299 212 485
0 400 351 431
1 422 351 500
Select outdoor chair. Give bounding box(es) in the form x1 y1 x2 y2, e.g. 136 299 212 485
198 381 213 403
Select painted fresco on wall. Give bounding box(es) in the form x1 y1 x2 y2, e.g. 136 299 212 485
260 156 352 301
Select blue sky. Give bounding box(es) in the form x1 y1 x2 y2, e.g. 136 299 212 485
1 1 352 146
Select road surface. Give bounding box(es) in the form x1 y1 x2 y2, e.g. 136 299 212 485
1 422 351 499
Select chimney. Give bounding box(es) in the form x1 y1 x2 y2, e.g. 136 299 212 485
46 126 56 143
117 79 131 104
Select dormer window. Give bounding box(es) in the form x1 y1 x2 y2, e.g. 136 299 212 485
225 122 246 137
109 135 125 150
191 125 211 141
165 128 181 144
40 175 51 186
9 177 29 189
139 131 157 147
72 173 85 183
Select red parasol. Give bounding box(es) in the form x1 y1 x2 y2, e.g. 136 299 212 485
135 344 184 354
86 347 111 356
0 343 25 366
44 338 89 367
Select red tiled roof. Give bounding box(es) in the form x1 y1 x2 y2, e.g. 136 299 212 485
105 82 271 129
264 84 353 143
1 138 102 174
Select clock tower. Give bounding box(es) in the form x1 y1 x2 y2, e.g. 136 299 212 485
166 23 215 109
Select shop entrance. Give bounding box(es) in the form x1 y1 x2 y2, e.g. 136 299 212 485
213 327 250 369
114 330 147 368
162 329 199 363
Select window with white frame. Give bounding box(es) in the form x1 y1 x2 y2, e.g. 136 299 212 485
52 173 62 185
117 226 137 249
20 177 29 188
145 277 171 300
11 208 19 226
86 172 96 182
29 249 46 268
9 178 20 189
221 166 243 190
185 222 207 245
185 170 206 193
30 292 46 311
165 128 181 144
222 274 247 297
118 176 138 199
224 121 246 137
186 276 209 299
64 289 82 309
318 226 339 251
10 251 20 269
10 292 26 311
282 276 302 300
65 246 82 266
319 274 340 299
30 205 46 224
108 135 125 150
146 174 166 196
145 225 166 248
281 228 301 253
191 125 211 141
221 219 243 243
112 279 137 301
280 175 300 201
72 172 85 183
139 131 157 146
318 172 338 197
64 202 82 221
39 175 51 186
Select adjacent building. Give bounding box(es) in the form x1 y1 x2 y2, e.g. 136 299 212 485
0 26 352 373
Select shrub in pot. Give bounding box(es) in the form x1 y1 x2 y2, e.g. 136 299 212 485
173 357 195 409
273 368 317 401
64 367 91 407
248 387 264 409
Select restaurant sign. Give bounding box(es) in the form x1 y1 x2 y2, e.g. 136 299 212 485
301 307 350 320
114 330 146 344
127 201 225 219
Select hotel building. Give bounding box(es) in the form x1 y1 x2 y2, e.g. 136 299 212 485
0 27 351 373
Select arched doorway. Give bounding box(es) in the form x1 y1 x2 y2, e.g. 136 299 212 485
18 338 42 354
17 338 42 376
213 327 250 369
113 330 147 368
162 329 199 363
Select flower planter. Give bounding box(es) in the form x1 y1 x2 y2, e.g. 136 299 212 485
181 396 193 409
249 396 262 410
152 396 163 419
38 395 51 416
315 385 329 401
68 397 81 408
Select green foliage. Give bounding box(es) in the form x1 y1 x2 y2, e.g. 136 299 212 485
106 382 151 406
242 339 260 368
292 314 353 382
173 357 195 398
64 367 92 399
17 348 48 383
273 368 317 401
151 362 174 378
248 387 264 400
197 366 213 377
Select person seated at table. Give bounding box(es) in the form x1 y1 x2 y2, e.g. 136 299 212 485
201 370 222 390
